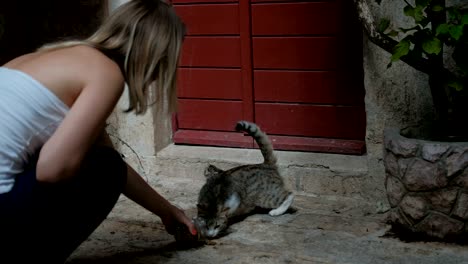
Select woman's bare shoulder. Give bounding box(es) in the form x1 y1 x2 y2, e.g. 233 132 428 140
4 45 125 107
60 45 123 80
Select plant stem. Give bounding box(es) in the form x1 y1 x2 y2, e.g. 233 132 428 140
427 0 450 130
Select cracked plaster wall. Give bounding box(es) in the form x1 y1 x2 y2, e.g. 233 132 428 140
106 0 173 178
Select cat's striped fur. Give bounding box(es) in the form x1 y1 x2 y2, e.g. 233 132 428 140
195 121 294 238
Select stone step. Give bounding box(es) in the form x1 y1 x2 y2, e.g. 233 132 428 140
130 144 369 201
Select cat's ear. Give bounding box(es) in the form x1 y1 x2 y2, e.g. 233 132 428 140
197 203 208 215
204 164 224 178
197 202 208 210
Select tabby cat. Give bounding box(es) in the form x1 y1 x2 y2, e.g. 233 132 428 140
195 121 294 238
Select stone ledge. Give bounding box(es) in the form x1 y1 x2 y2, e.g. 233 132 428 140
141 144 370 198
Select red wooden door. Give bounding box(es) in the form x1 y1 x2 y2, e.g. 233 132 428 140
172 0 366 155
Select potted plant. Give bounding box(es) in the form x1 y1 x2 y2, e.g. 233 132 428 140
354 0 468 241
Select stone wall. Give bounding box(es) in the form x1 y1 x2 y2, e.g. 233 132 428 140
106 0 173 178
361 0 434 202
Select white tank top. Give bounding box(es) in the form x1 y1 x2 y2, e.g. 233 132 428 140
0 67 69 194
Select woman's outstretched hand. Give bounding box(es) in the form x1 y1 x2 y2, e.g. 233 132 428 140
121 163 197 237
161 204 197 236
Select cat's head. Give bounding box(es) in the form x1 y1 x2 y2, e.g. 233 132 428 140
194 213 228 238
197 188 239 238
198 165 238 238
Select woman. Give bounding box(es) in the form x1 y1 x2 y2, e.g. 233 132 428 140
0 0 195 262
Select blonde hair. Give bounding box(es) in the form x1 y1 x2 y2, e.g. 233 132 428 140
40 0 186 115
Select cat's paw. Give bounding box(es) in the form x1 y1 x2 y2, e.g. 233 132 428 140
268 194 294 216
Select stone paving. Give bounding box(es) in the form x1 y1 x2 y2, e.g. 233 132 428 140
65 144 468 264
66 192 468 264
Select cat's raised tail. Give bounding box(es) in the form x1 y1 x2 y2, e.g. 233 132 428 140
235 121 277 166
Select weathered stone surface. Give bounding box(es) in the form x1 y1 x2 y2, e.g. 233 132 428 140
387 208 413 227
403 158 447 191
421 143 450 163
385 174 406 207
386 136 419 157
453 168 468 188
425 188 458 215
416 212 464 239
398 158 413 179
446 148 468 177
68 194 468 264
400 194 428 221
452 192 468 220
384 152 400 178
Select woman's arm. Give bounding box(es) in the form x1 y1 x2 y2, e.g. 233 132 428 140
98 131 197 235
36 47 125 183
124 164 197 235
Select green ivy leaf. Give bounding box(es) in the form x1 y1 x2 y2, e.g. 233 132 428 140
404 5 425 23
414 6 426 23
432 5 444 12
391 40 411 62
436 24 450 36
388 30 400 37
462 14 468 25
448 80 464 91
449 25 464 40
378 19 391 33
422 37 442 55
448 8 461 21
404 5 415 17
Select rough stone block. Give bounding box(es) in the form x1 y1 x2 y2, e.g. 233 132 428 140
453 169 468 188
385 174 406 207
446 148 468 177
421 143 450 163
416 212 464 239
397 158 412 178
384 152 400 178
400 194 428 221
387 208 412 227
403 158 447 191
425 187 459 215
386 135 419 158
452 192 468 220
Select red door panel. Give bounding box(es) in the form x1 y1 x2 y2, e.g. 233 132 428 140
172 0 237 3
251 0 333 2
174 4 239 35
173 130 252 148
180 37 241 67
252 37 337 70
173 0 366 154
251 2 339 35
254 70 363 104
177 99 244 131
178 68 243 99
255 103 365 139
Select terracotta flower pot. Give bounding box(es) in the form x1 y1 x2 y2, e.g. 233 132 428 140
383 128 468 241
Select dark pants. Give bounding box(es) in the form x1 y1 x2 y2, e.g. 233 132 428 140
0 146 127 263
